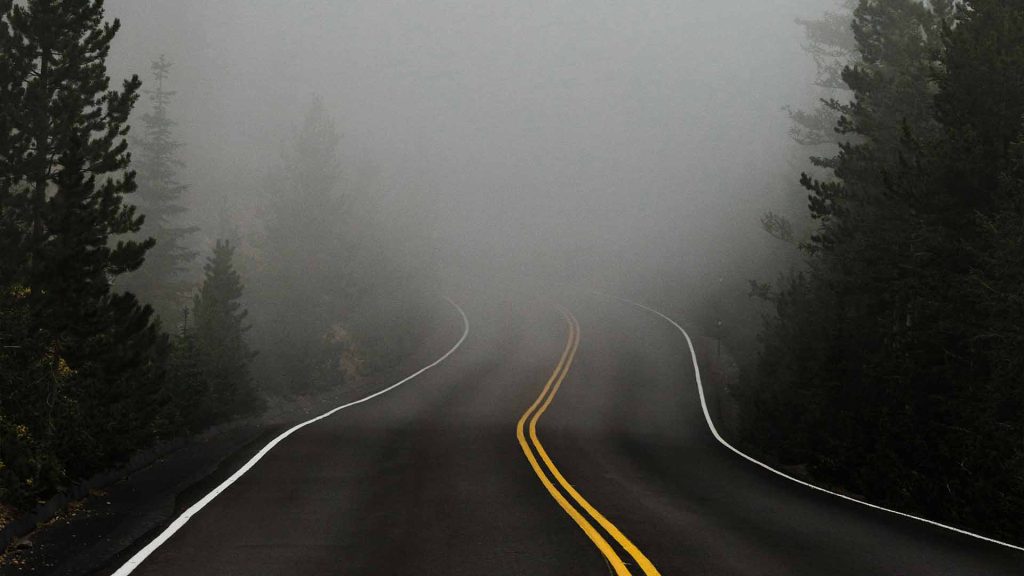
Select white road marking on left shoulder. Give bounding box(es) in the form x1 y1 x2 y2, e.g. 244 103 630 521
111 297 470 575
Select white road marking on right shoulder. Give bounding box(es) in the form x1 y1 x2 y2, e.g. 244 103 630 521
111 297 470 575
616 295 1024 554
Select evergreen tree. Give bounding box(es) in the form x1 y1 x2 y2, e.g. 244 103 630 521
912 0 1024 536
162 309 211 432
193 240 261 419
121 55 198 324
767 0 859 249
803 0 947 252
786 0 858 149
0 0 163 477
746 0 1023 541
255 97 349 394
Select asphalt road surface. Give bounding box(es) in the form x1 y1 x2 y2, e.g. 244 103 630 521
113 290 1023 575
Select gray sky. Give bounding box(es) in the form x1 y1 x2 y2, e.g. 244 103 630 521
106 0 830 292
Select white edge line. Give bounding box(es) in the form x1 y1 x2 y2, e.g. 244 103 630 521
111 297 471 575
615 295 1024 554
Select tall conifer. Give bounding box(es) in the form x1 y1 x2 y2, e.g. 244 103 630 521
122 55 198 323
747 0 1023 540
255 97 348 393
193 240 261 418
0 0 161 473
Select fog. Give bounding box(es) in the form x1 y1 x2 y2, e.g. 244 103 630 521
105 0 827 304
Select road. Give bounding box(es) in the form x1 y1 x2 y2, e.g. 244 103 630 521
113 290 1023 575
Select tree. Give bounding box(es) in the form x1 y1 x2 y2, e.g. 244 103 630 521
786 0 858 149
745 0 1024 542
120 55 198 324
803 0 947 252
193 240 261 419
160 309 210 432
0 0 163 478
254 97 349 394
767 0 858 252
916 0 1024 536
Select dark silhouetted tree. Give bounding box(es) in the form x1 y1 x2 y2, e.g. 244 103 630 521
745 0 1024 541
0 0 164 488
786 0 858 149
745 0 1022 542
161 309 211 432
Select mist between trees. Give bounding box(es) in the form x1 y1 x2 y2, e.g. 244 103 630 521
0 0 1021 548
0 1 430 514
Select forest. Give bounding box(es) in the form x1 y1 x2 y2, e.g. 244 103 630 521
0 0 1021 556
0 0 425 519
738 0 1023 543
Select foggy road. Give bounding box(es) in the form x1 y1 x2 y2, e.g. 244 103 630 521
112 291 1022 576
5 3 1024 575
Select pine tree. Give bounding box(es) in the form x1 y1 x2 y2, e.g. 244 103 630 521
936 1 1024 196
747 0 1024 541
0 0 163 475
764 0 859 249
193 240 261 419
786 0 858 149
747 0 944 489
162 309 211 432
961 146 1024 539
255 97 348 394
918 0 1024 538
121 55 198 324
803 0 947 252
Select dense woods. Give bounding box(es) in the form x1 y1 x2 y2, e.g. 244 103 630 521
0 1 415 515
0 0 166 509
118 55 198 324
253 98 350 395
1 0 1021 553
742 0 1024 542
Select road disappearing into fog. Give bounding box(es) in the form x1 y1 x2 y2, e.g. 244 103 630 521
114 291 1022 575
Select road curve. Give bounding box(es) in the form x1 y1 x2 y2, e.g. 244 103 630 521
112 290 1022 575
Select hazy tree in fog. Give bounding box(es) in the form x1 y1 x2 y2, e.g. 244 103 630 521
803 0 948 252
766 0 858 248
934 0 1024 218
0 0 162 500
255 97 349 394
121 55 198 324
161 309 209 432
786 0 858 149
193 240 261 419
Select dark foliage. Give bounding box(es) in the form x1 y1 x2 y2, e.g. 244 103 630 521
0 4 261 513
192 240 262 420
743 0 1023 542
0 0 164 507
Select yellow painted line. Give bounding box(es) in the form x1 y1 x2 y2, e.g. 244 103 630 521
531 311 662 576
516 313 630 575
517 309 661 576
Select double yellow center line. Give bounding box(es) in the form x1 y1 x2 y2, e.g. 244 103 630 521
516 308 661 576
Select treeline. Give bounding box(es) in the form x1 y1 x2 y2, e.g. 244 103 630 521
0 1 261 511
742 0 1023 542
0 1 415 514
245 95 432 396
